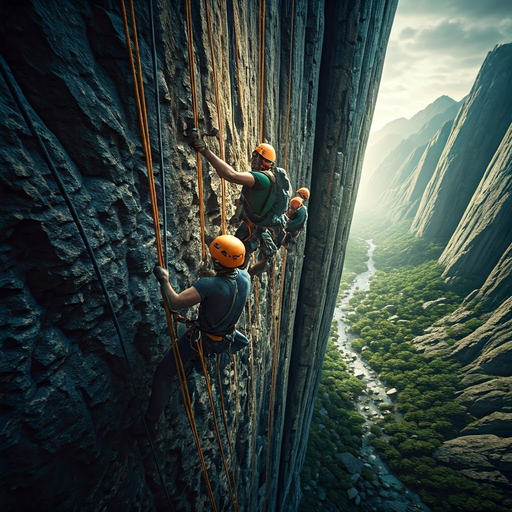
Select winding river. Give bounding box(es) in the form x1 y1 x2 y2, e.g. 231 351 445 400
332 239 430 512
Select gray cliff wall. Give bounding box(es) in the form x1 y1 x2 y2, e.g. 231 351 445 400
363 97 461 207
413 249 512 490
390 119 454 223
0 1 396 511
411 43 512 240
412 132 512 490
439 123 512 284
279 0 398 509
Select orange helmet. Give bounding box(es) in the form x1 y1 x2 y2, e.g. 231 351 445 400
209 235 245 268
253 143 276 169
296 187 310 200
290 197 303 210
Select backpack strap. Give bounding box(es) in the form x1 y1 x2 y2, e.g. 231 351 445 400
260 170 276 183
198 273 240 339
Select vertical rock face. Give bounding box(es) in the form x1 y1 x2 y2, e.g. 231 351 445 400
439 123 512 284
411 43 512 240
280 1 397 509
362 96 461 207
0 1 395 511
389 119 454 223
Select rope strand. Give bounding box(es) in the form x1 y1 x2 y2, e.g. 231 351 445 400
258 0 266 141
121 2 217 508
217 355 240 509
283 0 295 169
0 58 175 512
148 0 168 266
195 343 238 512
185 0 207 264
205 0 227 234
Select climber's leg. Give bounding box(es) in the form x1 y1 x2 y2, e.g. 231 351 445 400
145 330 197 424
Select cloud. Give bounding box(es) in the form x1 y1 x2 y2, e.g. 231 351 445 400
409 20 511 56
399 27 417 39
370 0 512 131
398 0 512 21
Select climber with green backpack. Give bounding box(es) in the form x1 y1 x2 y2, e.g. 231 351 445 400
187 128 292 272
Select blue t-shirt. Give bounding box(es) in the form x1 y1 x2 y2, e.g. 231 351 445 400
287 205 308 234
193 269 251 335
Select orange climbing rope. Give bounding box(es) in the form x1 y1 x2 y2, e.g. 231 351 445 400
185 0 207 265
196 338 238 511
120 1 218 509
263 2 296 508
248 276 262 512
205 0 227 234
216 354 239 505
283 0 295 169
120 0 163 266
258 0 266 141
184 1 241 509
230 1 245 132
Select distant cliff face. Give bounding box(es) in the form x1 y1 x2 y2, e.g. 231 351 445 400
0 1 396 510
439 123 512 283
411 43 512 241
368 43 512 493
389 119 454 223
360 95 461 208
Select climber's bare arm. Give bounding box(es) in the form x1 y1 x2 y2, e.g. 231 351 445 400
153 267 201 309
202 148 256 187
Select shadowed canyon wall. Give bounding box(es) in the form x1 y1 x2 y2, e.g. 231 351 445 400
0 1 397 510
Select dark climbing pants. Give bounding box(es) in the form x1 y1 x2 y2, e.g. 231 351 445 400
145 328 232 423
146 329 202 422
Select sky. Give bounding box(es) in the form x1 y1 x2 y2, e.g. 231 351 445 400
370 0 512 133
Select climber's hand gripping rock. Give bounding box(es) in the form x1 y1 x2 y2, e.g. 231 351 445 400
186 127 208 153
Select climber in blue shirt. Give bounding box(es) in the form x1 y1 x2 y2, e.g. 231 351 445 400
249 190 310 277
277 188 310 247
141 235 251 436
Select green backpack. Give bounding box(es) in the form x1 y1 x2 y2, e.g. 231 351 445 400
241 167 292 227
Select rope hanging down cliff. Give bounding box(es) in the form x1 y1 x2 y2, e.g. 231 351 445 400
120 1 218 509
0 57 176 512
264 1 296 509
149 0 168 267
184 0 241 508
205 0 227 235
204 0 242 501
